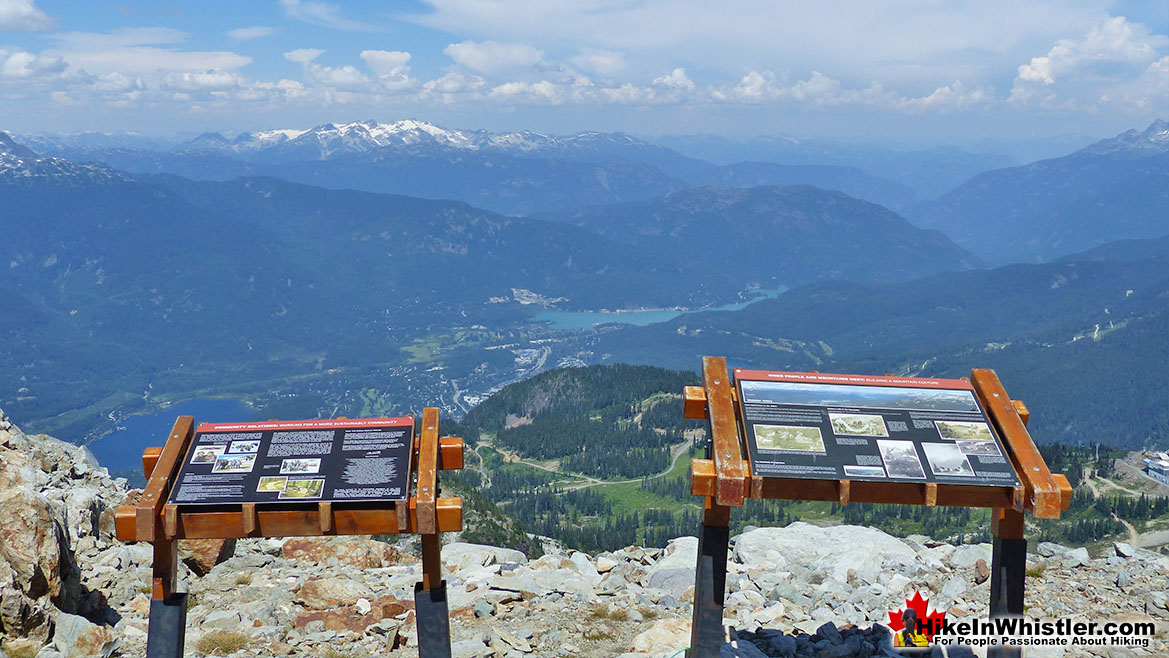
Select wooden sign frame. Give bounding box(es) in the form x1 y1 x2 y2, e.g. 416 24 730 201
115 407 465 658
683 357 1073 658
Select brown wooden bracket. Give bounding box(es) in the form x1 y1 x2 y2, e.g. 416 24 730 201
837 480 851 506
242 503 258 536
412 436 465 471
683 386 708 419
924 482 938 507
318 502 334 534
163 504 178 539
972 370 1062 519
690 459 716 497
1052 474 1073 510
142 447 163 479
703 357 746 507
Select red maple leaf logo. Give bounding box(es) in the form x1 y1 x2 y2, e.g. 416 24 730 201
888 591 947 641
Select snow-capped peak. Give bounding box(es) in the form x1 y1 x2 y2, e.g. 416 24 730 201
0 131 129 183
174 119 661 162
1079 119 1169 157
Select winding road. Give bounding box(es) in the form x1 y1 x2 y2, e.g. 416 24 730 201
475 432 699 493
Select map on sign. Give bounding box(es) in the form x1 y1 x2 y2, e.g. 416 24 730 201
168 417 414 506
735 370 1021 487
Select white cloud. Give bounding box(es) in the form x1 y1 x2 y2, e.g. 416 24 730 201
310 63 368 88
361 50 411 76
652 67 693 90
284 48 324 65
163 70 244 91
423 71 485 94
1015 16 1165 86
48 27 187 49
570 48 625 75
488 79 565 104
280 0 376 32
412 1 1108 87
0 0 56 32
360 50 415 91
895 81 994 113
285 49 369 88
226 26 278 40
45 29 251 78
89 72 142 93
712 69 992 113
0 48 65 79
1011 15 1169 109
444 41 543 74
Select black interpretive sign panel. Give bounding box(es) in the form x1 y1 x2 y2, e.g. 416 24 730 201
167 417 414 506
735 370 1021 487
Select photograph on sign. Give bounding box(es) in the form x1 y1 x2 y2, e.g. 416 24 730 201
935 420 994 442
230 440 260 453
957 440 1000 456
190 445 225 464
212 453 256 474
843 464 887 478
753 424 826 452
280 478 325 499
923 443 976 477
878 440 927 479
280 458 321 474
829 412 889 437
256 476 288 492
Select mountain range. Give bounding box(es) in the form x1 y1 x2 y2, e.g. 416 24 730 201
2 119 1167 453
581 232 1169 448
0 133 979 437
540 185 979 286
16 120 933 215
912 120 1169 264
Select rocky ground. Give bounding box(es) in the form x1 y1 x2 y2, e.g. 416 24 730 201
1 408 1166 658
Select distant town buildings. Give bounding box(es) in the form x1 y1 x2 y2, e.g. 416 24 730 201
1143 452 1169 485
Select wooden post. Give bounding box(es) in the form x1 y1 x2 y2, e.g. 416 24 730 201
988 508 1026 658
988 393 1030 658
143 417 194 658
414 407 451 658
704 357 746 507
689 501 731 658
688 359 740 658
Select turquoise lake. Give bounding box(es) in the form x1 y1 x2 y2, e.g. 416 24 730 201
534 287 788 331
90 398 253 475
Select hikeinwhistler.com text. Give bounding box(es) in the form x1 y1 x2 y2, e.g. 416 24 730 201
924 618 1155 649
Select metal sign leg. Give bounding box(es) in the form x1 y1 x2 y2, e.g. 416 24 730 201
987 537 1026 658
146 594 187 658
414 581 452 658
688 517 729 658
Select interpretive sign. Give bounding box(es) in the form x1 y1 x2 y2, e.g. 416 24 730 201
168 417 414 506
735 369 1022 487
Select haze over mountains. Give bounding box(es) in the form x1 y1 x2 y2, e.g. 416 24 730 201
15 119 987 216
914 120 1169 264
1 119 1167 453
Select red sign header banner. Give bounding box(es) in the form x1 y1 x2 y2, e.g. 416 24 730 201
733 369 974 391
196 416 414 433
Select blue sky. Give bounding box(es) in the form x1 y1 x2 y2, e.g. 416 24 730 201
1 0 1166 144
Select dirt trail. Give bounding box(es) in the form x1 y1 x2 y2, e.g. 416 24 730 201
481 434 698 493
